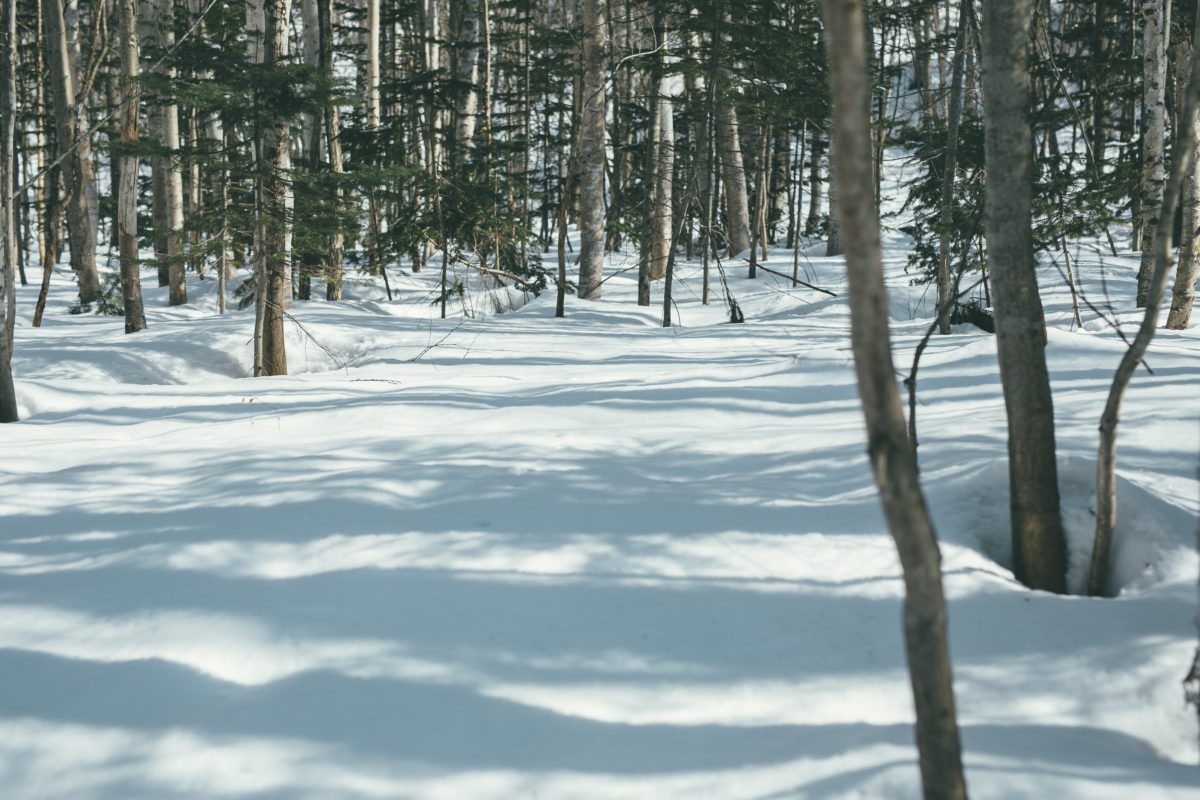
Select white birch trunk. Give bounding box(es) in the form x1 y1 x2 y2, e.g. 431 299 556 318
1137 0 1171 307
455 0 482 152
650 76 674 281
1169 33 1200 328
158 0 187 306
716 96 752 256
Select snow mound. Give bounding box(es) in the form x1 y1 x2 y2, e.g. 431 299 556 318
928 456 1197 596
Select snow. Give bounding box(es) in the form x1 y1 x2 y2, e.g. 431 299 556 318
1 183 1198 798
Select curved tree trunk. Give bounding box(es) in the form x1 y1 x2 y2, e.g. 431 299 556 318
982 0 1067 593
1091 1 1200 596
822 0 968 795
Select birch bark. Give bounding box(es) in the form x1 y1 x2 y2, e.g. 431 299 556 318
1136 0 1170 307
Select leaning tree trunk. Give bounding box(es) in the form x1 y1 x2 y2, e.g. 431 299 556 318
1091 0 1200 596
576 0 607 300
982 0 1067 593
45 0 100 303
822 0 968 796
1136 0 1171 307
0 0 18 421
256 0 292 376
117 0 146 333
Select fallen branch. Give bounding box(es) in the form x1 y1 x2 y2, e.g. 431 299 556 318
741 260 838 297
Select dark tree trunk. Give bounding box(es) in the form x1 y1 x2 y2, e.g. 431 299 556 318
257 0 291 376
981 0 1067 593
822 0 967 796
0 0 18 421
117 0 146 333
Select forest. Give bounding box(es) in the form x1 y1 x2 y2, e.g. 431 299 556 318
0 0 1198 798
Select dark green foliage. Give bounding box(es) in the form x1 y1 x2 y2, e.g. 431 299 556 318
896 110 986 286
69 272 125 316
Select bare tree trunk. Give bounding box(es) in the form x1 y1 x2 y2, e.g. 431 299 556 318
140 0 168 286
301 0 321 162
1168 22 1200 329
1136 0 1171 307
825 127 842 256
0 0 18 422
45 0 100 303
158 0 186 306
716 93 751 255
246 0 265 273
576 0 607 300
805 130 823 235
365 0 382 277
1091 2 1200 596
117 0 146 333
937 2 970 335
318 0 343 301
651 74 674 282
454 0 482 155
822 1 967 796
257 0 291 376
982 0 1067 593
637 66 662 307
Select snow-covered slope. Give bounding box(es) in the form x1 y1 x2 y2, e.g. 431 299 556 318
1 209 1197 798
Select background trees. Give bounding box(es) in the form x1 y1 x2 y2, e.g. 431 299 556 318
0 0 1194 581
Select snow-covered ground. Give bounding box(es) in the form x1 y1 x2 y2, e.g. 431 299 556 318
1 194 1198 798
